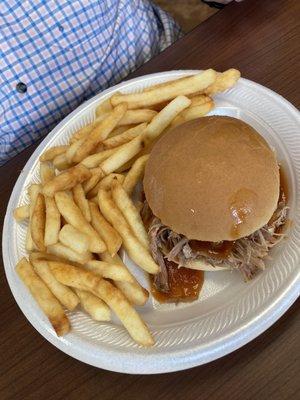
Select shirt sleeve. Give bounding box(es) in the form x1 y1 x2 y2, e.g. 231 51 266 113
0 0 182 165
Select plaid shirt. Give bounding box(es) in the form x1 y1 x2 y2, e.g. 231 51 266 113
0 0 181 165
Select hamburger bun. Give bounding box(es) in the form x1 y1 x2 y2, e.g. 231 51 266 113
143 116 279 241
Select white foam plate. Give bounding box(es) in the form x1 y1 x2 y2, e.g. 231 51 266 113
3 71 300 374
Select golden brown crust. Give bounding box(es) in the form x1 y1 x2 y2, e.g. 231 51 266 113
144 116 279 241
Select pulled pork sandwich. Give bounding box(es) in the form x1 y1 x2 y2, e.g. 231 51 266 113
142 116 288 298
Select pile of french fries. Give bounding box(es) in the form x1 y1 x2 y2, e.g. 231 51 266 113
13 69 240 346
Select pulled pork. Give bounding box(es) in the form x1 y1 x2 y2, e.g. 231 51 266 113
142 197 288 292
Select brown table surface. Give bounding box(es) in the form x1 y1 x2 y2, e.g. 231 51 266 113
1 0 299 399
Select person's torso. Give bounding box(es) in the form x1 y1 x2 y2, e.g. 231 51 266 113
0 0 180 164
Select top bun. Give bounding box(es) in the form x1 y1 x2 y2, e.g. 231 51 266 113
143 116 279 241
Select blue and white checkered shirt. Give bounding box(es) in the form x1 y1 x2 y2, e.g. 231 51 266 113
0 0 181 165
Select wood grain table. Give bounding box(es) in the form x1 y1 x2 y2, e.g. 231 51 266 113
1 0 299 399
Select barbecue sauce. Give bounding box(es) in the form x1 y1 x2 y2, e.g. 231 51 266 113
189 240 234 260
279 166 288 202
150 240 232 303
150 260 204 303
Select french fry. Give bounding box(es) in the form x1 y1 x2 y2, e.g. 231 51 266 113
94 109 156 128
13 204 30 221
29 251 83 269
123 154 149 195
74 288 111 321
138 93 209 112
143 95 191 142
111 180 149 249
49 262 154 346
111 69 216 109
26 184 42 251
16 258 70 336
25 233 36 253
100 135 145 175
89 196 98 205
40 145 69 162
89 202 122 256
102 123 147 149
86 173 125 199
183 100 214 118
135 200 144 213
32 259 79 311
143 76 188 92
95 97 113 117
95 143 105 153
70 112 115 144
170 101 214 127
114 154 147 174
84 260 135 283
52 153 72 170
114 135 158 174
31 193 46 251
72 103 127 163
114 278 148 306
82 167 104 193
85 182 102 199
80 148 117 168
205 68 241 95
189 94 212 106
118 109 157 126
58 224 89 254
47 243 92 264
69 123 94 144
100 252 149 306
66 138 85 163
73 183 91 222
40 162 55 184
98 188 159 274
98 173 125 191
150 101 169 112
54 191 106 253
29 251 68 264
43 164 91 197
108 125 135 138
44 196 61 246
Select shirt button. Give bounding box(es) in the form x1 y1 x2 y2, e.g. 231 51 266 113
16 82 27 93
